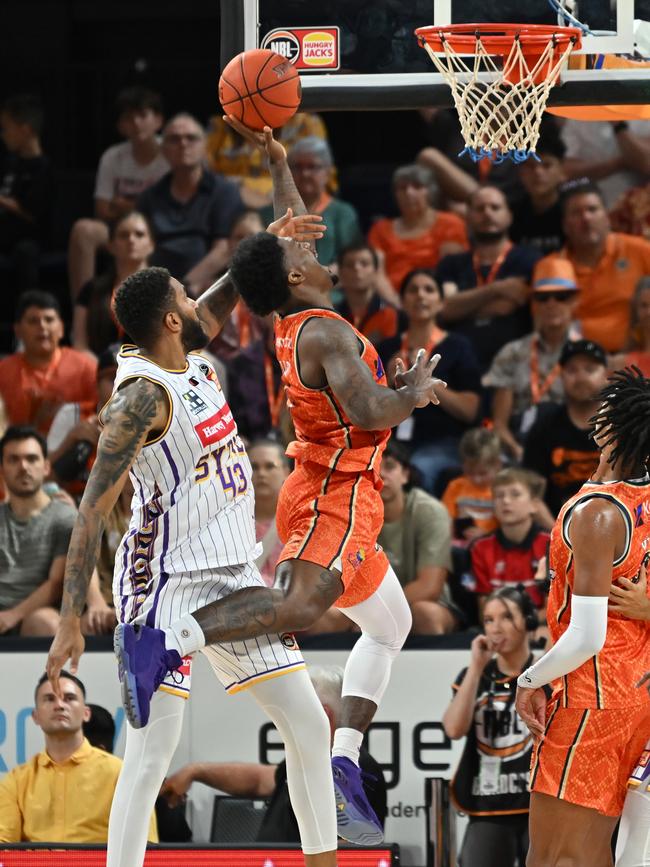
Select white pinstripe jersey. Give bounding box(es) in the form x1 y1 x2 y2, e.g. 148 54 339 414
110 347 260 609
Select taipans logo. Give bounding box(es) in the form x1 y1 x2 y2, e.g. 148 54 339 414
182 388 208 416
347 548 366 570
301 31 336 67
375 355 385 382
261 30 300 64
280 632 300 651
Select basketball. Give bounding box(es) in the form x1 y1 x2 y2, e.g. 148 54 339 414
219 49 302 131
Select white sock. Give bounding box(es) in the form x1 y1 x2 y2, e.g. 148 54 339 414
164 613 206 657
332 726 364 766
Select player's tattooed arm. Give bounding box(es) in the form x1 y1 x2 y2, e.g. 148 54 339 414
60 378 169 618
197 272 240 341
299 318 447 431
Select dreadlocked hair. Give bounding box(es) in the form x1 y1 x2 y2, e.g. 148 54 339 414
591 366 650 472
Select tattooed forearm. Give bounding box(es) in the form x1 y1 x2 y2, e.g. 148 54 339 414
61 511 105 617
197 272 240 338
60 378 167 618
271 159 308 221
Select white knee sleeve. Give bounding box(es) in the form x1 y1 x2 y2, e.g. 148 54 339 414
339 565 411 705
616 787 650 867
107 690 185 867
248 669 337 855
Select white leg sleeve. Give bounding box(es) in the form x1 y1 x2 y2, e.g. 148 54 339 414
616 788 650 867
107 690 185 867
338 565 412 705
248 669 337 855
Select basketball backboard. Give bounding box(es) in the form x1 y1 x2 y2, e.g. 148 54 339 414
220 0 650 111
435 0 634 55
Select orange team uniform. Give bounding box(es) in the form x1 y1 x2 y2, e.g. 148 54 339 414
274 308 391 607
530 478 650 815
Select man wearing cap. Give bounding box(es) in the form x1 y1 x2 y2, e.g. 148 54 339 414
484 259 582 462
523 339 607 516
532 179 650 352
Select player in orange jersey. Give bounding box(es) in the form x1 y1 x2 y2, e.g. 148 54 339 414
515 367 650 867
95 117 446 847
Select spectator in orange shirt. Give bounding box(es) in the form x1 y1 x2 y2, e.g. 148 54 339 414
368 163 468 301
533 180 650 352
442 428 502 545
0 291 97 435
334 243 404 346
616 276 650 378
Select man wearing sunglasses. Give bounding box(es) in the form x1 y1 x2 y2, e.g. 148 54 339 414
485 259 581 463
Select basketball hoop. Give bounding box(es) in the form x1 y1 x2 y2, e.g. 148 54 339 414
416 24 582 163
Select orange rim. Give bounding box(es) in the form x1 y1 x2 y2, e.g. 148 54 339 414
415 23 582 58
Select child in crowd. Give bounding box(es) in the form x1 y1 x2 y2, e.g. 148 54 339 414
468 468 550 625
67 86 167 298
442 428 502 544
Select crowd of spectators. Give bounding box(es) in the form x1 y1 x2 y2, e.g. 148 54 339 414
2 83 650 648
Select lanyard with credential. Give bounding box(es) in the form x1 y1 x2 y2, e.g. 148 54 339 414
399 327 445 365
472 241 513 287
530 334 561 404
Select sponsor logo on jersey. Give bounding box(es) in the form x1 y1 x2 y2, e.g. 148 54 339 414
375 356 385 381
182 388 208 415
347 548 366 570
194 404 236 447
198 362 221 388
280 632 300 651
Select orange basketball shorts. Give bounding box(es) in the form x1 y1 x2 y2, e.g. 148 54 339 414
530 701 650 815
276 460 389 607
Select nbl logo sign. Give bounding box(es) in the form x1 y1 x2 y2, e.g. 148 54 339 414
261 30 300 63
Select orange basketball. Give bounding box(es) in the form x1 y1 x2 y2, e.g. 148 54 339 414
219 49 302 131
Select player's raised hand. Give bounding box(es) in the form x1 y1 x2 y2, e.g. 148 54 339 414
394 349 447 408
223 115 287 163
515 685 546 741
46 619 85 698
267 208 326 243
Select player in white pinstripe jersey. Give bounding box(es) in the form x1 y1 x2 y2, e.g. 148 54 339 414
45 205 339 867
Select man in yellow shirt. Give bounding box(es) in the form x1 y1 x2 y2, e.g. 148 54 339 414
0 671 157 843
533 179 650 352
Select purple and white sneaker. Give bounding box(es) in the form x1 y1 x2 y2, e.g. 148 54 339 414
332 756 384 845
114 623 182 729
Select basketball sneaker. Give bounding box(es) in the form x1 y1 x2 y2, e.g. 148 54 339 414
114 623 182 729
331 756 384 845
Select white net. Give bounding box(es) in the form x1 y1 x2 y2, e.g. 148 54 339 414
419 29 579 163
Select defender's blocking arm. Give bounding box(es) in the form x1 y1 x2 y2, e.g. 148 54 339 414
46 377 170 690
197 208 325 340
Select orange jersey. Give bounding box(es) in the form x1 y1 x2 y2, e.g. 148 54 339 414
547 478 650 708
274 308 390 474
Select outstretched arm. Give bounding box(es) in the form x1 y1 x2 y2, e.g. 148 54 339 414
46 378 170 692
223 115 311 238
515 499 621 737
299 318 446 431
